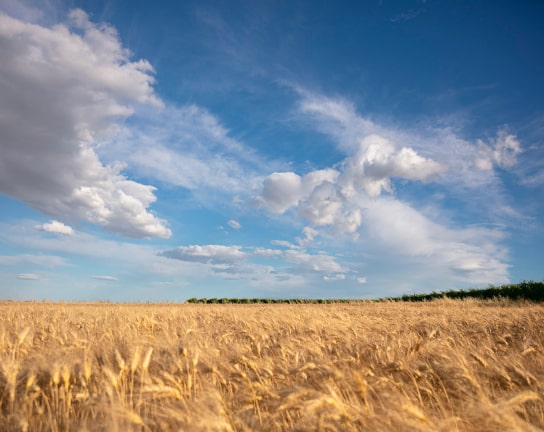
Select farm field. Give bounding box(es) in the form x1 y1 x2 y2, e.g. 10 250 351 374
0 300 543 431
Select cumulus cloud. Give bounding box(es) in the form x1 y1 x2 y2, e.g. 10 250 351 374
258 90 517 285
0 10 170 238
36 220 74 235
261 95 446 236
339 134 444 198
260 133 443 235
261 169 340 214
262 172 303 213
297 90 522 187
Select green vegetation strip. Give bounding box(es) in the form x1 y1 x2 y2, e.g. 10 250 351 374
185 280 544 304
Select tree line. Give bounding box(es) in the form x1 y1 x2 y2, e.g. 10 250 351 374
185 280 543 304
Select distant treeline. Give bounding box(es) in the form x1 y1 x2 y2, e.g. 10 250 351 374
392 280 544 302
185 281 544 304
184 297 351 304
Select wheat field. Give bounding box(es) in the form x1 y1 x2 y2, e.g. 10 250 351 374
0 300 543 431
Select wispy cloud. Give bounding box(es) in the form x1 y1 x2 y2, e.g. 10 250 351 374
160 243 350 282
361 198 510 284
0 0 45 23
90 275 118 281
511 115 544 189
227 219 242 230
17 273 40 280
160 245 247 265
104 104 273 203
1 221 177 276
0 254 66 267
390 9 426 23
323 273 346 281
296 227 318 247
1 220 229 296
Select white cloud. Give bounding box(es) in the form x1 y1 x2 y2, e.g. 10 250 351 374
260 99 445 237
253 248 283 258
0 254 66 267
1 220 249 301
261 144 439 236
160 243 347 280
323 273 346 281
338 134 444 198
228 219 242 230
258 90 517 286
160 245 247 264
296 90 379 153
151 281 175 287
493 131 522 168
105 104 272 199
261 172 304 213
0 10 170 238
0 0 45 23
261 169 340 214
17 273 40 280
362 198 509 284
343 197 511 287
90 275 118 281
270 239 301 249
475 130 522 170
1 220 181 277
296 227 318 246
296 90 522 189
36 220 74 235
282 249 346 273
299 181 343 227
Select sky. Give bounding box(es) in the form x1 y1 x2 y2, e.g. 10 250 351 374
0 0 543 301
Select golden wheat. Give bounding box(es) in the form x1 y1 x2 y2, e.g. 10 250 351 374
0 300 542 431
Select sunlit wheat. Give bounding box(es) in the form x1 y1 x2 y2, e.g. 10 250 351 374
0 300 542 431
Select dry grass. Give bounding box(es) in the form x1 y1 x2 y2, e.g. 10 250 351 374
0 299 543 431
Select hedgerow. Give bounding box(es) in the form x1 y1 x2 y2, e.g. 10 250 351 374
185 281 544 304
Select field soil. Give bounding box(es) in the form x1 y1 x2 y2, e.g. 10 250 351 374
0 300 543 431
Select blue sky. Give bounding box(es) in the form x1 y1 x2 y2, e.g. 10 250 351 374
1 0 543 301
